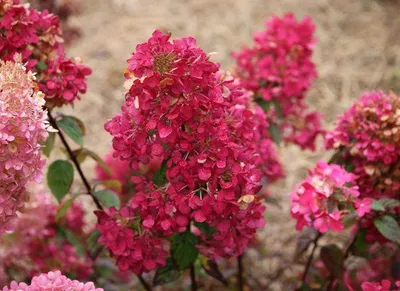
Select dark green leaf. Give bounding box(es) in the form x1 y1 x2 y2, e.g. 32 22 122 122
268 123 282 145
353 229 369 257
153 258 181 286
57 116 84 147
55 194 79 221
41 132 56 157
37 61 47 70
255 98 271 112
320 244 344 279
201 259 228 286
194 222 216 239
374 215 400 243
171 231 199 270
152 160 168 186
47 160 74 203
94 189 121 209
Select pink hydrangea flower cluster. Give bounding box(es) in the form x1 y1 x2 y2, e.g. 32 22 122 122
222 74 284 184
0 0 91 107
325 91 400 199
344 242 399 289
0 59 48 234
290 161 370 233
2 270 103 291
325 91 400 241
232 13 322 150
100 30 266 273
361 280 400 291
0 183 93 282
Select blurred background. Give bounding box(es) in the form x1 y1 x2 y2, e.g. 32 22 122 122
33 0 400 288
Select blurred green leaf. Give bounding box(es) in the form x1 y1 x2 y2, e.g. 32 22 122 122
374 215 400 243
94 189 120 209
55 194 80 221
41 132 56 157
153 258 180 287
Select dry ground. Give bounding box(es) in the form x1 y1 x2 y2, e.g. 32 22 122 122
54 0 400 289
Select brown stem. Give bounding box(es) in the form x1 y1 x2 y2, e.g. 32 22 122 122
190 264 198 291
48 110 153 290
138 275 152 291
325 231 358 291
238 254 245 291
47 110 103 211
302 232 322 283
186 224 197 291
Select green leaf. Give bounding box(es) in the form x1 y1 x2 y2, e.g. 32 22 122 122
152 160 168 186
37 61 47 71
171 231 199 270
57 116 84 147
353 229 369 257
374 215 400 243
255 98 271 112
55 194 79 221
320 244 344 279
47 160 74 203
41 132 56 157
268 123 282 145
95 179 122 192
371 200 386 212
194 222 216 239
153 258 181 287
272 99 283 119
94 189 121 209
372 198 400 211
64 229 85 256
74 148 112 175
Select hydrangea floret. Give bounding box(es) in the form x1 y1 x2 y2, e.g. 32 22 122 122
0 58 49 234
232 13 322 150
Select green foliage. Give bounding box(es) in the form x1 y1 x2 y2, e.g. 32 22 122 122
47 160 74 203
171 231 199 270
55 194 80 221
152 160 168 186
73 148 112 175
94 189 121 209
268 122 282 145
194 222 216 239
374 215 400 243
41 132 56 157
57 115 85 147
153 258 181 287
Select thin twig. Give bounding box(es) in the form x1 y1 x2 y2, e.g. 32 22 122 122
137 275 152 291
325 231 358 291
49 110 153 290
301 232 322 284
47 110 104 211
190 263 198 291
238 254 245 291
186 224 197 291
